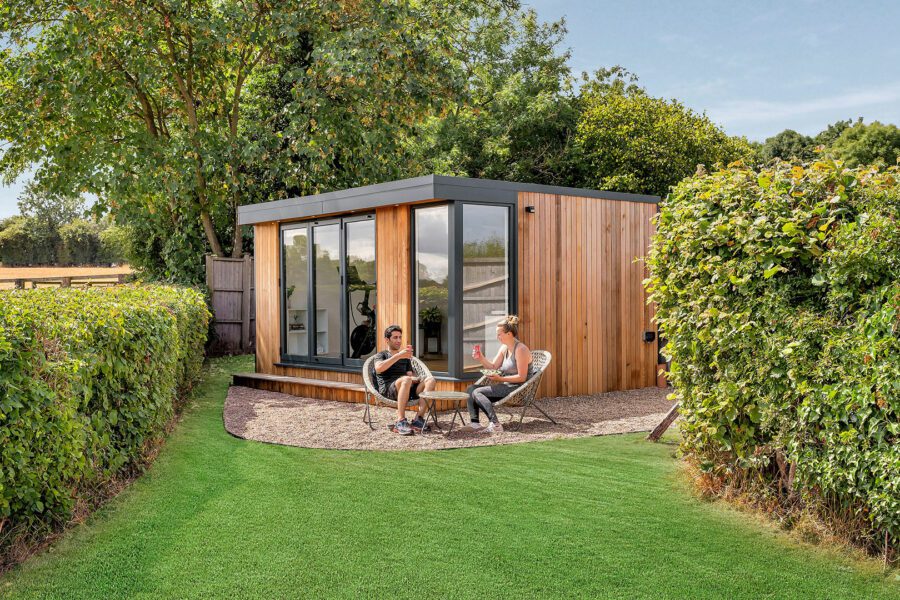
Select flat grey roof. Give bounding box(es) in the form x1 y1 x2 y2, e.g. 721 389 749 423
237 174 660 225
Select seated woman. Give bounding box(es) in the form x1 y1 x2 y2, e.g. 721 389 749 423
464 315 532 433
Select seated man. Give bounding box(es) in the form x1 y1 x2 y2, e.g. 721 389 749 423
374 325 436 435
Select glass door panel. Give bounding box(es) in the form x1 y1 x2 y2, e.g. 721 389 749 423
312 222 341 361
283 226 309 358
414 205 450 372
345 219 377 362
461 205 510 372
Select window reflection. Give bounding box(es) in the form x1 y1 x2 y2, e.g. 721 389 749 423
346 220 377 360
283 227 309 357
414 205 450 372
313 223 341 359
462 205 510 372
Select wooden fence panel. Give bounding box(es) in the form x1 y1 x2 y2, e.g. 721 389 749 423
206 254 255 355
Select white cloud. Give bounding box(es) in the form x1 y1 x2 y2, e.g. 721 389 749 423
708 82 900 126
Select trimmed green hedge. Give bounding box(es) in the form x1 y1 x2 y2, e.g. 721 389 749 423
647 160 899 549
0 285 209 534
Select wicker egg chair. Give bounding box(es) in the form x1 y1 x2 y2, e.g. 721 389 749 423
467 350 555 427
361 354 434 430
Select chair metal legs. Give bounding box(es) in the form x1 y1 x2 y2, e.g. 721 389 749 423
518 398 557 426
530 400 557 424
363 392 375 430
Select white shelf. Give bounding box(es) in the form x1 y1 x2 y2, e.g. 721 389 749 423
285 308 328 355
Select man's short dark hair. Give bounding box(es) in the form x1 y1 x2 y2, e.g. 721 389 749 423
384 325 402 339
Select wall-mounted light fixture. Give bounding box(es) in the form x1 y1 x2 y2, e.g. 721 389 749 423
525 206 536 214
642 331 656 343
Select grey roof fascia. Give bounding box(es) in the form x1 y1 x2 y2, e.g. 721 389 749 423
432 175 659 204
237 175 437 225
237 174 660 225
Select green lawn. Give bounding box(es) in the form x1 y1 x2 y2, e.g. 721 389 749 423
2 355 897 599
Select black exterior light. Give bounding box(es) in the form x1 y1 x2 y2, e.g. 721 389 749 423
525 205 536 213
642 331 656 343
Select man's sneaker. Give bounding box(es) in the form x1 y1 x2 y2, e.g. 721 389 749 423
484 421 504 434
392 419 413 436
460 422 484 433
410 416 430 433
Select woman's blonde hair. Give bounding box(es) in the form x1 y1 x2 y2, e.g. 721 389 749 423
497 314 520 337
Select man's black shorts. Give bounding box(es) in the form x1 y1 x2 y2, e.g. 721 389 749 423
386 378 421 403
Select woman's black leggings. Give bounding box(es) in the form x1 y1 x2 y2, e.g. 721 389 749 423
466 383 515 423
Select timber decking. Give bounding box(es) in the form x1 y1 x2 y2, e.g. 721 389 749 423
233 372 366 403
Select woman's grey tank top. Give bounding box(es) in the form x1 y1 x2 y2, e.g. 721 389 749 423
499 341 530 386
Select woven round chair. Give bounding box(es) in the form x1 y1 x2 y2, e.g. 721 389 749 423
361 353 435 429
468 349 555 426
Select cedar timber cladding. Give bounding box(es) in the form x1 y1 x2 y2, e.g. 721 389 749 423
244 176 658 405
517 192 657 397
374 205 410 354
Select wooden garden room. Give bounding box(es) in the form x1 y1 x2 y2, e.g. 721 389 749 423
234 174 661 404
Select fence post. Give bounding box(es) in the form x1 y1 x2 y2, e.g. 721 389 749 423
14 279 24 290
205 254 214 291
241 253 252 352
61 277 71 288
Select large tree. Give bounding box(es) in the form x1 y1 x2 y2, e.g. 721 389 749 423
829 120 900 167
409 9 579 185
574 69 754 198
758 129 816 163
0 0 490 279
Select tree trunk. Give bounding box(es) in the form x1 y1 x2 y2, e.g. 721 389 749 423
200 209 225 257
231 205 243 258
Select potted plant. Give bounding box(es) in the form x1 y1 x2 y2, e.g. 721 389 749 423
419 306 443 337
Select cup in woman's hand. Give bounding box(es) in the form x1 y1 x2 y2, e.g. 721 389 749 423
472 344 482 358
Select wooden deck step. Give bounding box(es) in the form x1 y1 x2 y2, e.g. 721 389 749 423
233 372 366 403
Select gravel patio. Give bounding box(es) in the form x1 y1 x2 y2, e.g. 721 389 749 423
224 385 675 451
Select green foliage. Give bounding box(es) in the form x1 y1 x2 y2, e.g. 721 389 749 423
0 0 506 283
0 215 127 267
757 119 861 164
97 224 132 265
0 285 209 537
759 129 816 162
575 70 754 197
56 219 101 266
410 9 580 185
646 159 900 550
0 216 59 266
830 121 900 167
16 183 86 229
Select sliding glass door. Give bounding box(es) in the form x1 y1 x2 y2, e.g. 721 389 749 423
345 218 377 364
283 226 310 359
281 214 376 367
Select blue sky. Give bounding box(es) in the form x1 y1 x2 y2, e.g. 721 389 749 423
2 0 897 218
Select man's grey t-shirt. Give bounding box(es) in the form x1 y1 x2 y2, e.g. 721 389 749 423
373 350 411 396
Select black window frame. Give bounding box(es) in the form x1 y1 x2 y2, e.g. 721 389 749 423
279 213 377 368
410 200 517 379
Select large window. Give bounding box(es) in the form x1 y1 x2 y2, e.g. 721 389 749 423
413 202 514 376
461 204 510 373
414 205 450 372
281 214 377 366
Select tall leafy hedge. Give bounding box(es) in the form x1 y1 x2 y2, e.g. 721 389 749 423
647 160 899 550
0 285 209 536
